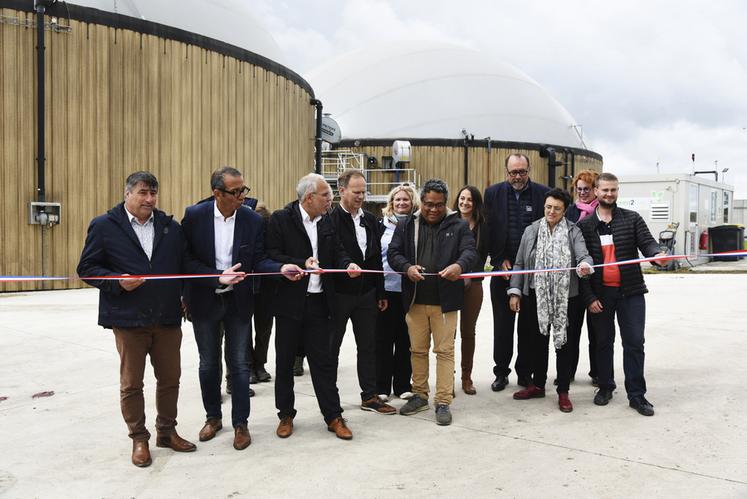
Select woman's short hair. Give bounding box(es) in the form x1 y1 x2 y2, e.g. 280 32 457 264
572 169 600 190
545 188 572 210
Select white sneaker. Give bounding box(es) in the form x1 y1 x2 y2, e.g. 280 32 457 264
377 394 390 402
398 391 415 400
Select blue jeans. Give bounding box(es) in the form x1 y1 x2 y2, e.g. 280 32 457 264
193 292 252 427
589 286 647 399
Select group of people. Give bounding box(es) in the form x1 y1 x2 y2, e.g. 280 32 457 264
77 153 665 468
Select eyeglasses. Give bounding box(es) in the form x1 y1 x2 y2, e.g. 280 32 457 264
507 169 529 177
422 202 446 210
219 186 251 198
576 187 592 193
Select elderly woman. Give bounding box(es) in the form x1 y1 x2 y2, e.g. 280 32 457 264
376 183 420 401
564 169 600 386
453 185 490 395
508 189 593 412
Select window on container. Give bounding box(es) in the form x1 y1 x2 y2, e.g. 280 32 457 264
724 191 731 223
710 191 718 223
689 184 698 223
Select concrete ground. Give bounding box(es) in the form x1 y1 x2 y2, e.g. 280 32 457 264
1 273 746 498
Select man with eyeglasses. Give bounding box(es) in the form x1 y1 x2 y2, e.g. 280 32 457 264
266 173 362 440
484 153 550 392
387 179 477 425
181 166 304 450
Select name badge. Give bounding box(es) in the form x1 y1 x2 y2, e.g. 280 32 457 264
525 206 532 212
600 234 614 246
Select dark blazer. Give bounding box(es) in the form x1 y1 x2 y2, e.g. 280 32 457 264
577 205 661 304
328 205 385 299
387 211 478 314
483 180 549 267
77 203 206 329
265 201 353 320
181 201 281 321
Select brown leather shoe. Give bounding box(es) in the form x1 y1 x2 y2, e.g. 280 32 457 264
132 440 152 467
155 431 197 452
327 417 353 440
132 440 153 468
199 418 223 442
276 416 294 438
233 424 251 450
462 377 477 395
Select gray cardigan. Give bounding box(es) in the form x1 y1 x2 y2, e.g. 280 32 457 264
507 219 593 298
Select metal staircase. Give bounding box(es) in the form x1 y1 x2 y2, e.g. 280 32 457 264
321 149 419 203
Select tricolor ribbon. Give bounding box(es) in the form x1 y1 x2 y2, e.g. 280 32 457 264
1 251 745 283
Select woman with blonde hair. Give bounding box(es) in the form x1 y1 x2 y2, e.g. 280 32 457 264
376 183 420 401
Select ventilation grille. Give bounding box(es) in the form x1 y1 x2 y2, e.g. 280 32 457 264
650 203 670 221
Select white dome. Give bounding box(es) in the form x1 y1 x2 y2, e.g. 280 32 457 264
306 41 586 148
71 0 285 63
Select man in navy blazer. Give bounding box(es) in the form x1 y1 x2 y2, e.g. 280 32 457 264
181 166 303 450
484 153 549 392
77 171 243 468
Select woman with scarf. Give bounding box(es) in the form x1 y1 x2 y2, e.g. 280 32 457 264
507 189 593 412
453 186 490 395
376 183 420 401
564 169 600 386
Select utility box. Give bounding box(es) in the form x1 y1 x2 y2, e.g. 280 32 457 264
29 202 61 227
618 174 734 265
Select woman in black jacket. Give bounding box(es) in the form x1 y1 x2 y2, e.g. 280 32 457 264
453 186 490 395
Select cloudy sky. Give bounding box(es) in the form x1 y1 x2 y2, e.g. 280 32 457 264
251 0 747 196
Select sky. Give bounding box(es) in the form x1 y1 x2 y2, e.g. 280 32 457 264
250 0 747 197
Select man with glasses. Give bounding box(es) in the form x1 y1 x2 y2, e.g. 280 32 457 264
181 166 304 450
387 179 477 425
266 173 362 440
484 153 550 392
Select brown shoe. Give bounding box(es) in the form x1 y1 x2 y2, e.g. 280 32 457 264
327 417 353 440
361 396 397 415
462 377 477 395
233 424 251 450
131 440 152 468
198 418 223 442
276 416 294 438
155 431 197 452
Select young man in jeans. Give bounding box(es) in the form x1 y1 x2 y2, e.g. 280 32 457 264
387 179 477 425
577 172 666 416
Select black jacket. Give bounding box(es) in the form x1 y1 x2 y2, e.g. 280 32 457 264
387 210 478 313
181 200 280 321
77 203 208 328
483 180 549 267
328 205 385 299
265 201 353 320
577 205 661 304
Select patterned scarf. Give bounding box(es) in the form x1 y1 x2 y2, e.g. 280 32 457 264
534 218 572 349
575 199 599 221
